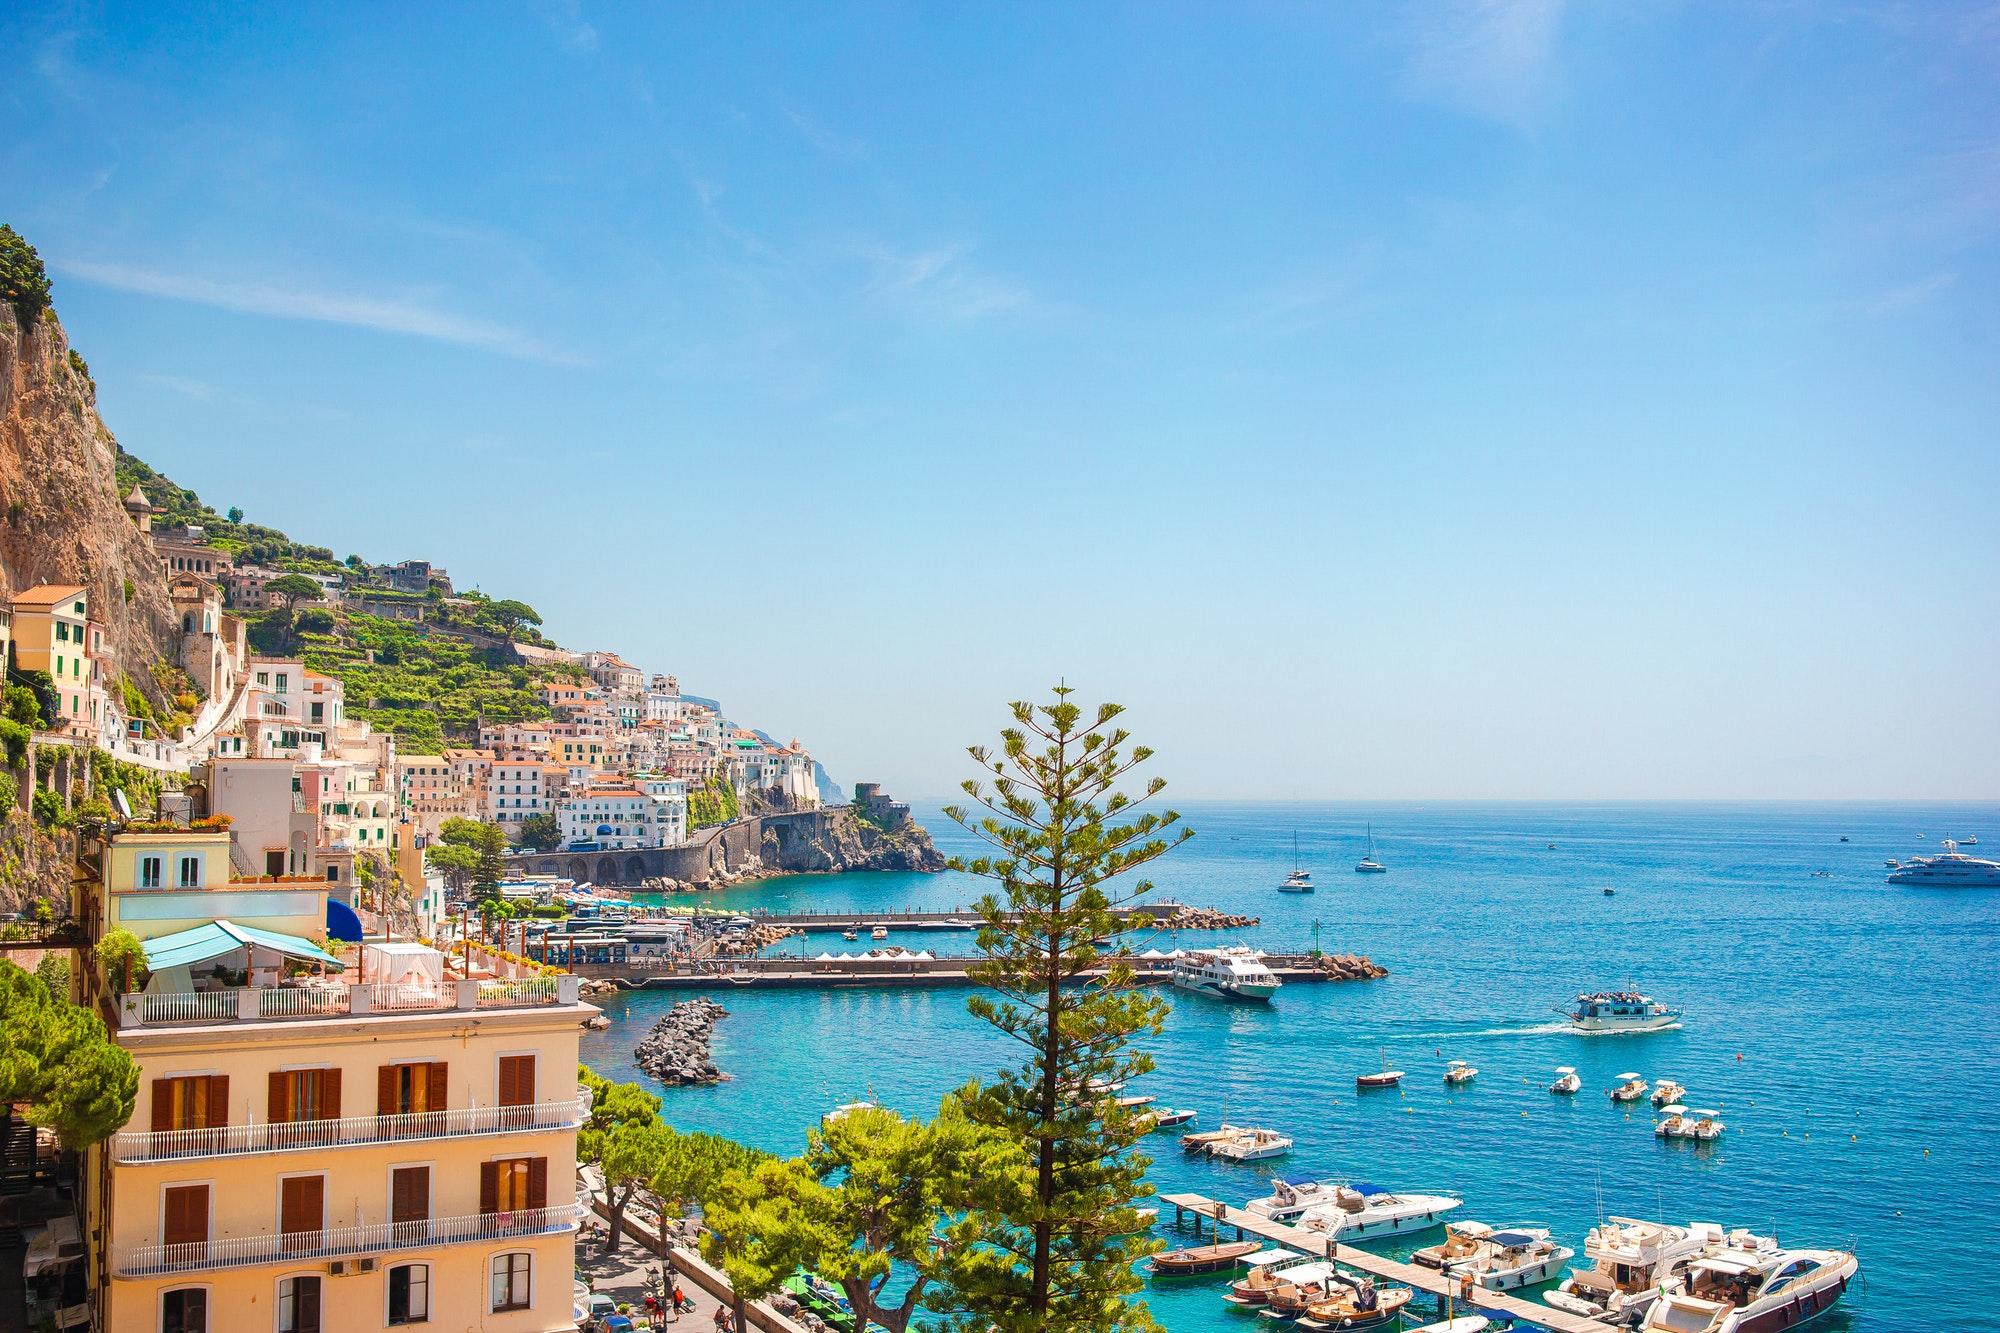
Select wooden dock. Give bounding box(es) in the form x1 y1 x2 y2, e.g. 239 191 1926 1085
1157 1194 1605 1333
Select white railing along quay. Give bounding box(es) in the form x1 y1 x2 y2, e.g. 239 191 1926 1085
111 1204 584 1277
110 1097 587 1163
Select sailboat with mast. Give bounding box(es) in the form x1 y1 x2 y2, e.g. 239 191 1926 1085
1280 831 1314 892
1355 823 1387 873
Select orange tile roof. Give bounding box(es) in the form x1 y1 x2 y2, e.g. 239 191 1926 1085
9 584 87 607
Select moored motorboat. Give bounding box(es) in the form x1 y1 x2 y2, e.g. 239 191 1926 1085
1664 1232 1859 1333
1299 1185 1462 1242
1690 1109 1725 1141
1414 1220 1495 1268
1652 1079 1687 1107
1610 1072 1650 1102
1181 1124 1245 1154
1222 1249 1313 1306
1303 1277 1411 1329
1544 1217 1712 1325
1444 1060 1477 1085
1143 1106 1197 1131
1357 1051 1403 1089
1408 1320 1489 1333
870 925 889 940
1261 1262 1345 1319
1655 1104 1689 1138
842 929 858 941
1550 1065 1582 1095
1446 1227 1576 1291
1149 1239 1264 1277
1207 1126 1293 1162
1564 991 1682 1034
1246 1176 1338 1223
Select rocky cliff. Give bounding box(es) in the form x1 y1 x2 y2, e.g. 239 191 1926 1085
0 302 180 709
761 807 947 875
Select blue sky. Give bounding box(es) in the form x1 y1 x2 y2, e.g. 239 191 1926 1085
6 3 1997 799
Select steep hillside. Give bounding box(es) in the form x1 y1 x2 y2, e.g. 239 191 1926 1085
0 298 179 712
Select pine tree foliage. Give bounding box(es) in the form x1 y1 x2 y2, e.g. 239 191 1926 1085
939 685 1192 1333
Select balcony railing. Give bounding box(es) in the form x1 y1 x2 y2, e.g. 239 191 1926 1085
112 1204 583 1277
110 1096 587 1163
121 975 580 1028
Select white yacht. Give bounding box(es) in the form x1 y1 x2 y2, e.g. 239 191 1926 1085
1298 1184 1462 1242
1564 991 1683 1034
1446 1228 1576 1291
1646 1231 1858 1333
1886 840 2000 886
1355 822 1388 873
1245 1176 1341 1223
1550 1065 1582 1095
1206 1126 1293 1162
1545 1217 1712 1325
1280 831 1315 892
1169 946 1281 1001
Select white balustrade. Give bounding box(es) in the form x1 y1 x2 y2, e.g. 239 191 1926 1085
258 987 349 1019
139 991 238 1024
475 977 558 1008
112 1204 583 1276
111 1096 587 1163
364 982 450 1012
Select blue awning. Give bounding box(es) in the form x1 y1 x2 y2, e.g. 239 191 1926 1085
142 920 346 972
326 899 364 942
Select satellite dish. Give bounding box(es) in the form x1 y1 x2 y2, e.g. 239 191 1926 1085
111 789 133 821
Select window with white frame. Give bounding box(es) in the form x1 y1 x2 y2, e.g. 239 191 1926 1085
176 854 203 888
277 1274 322 1333
490 1252 532 1312
139 855 163 889
387 1262 430 1325
161 1287 208 1333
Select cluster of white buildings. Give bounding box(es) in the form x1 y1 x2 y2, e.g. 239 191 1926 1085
10 491 822 924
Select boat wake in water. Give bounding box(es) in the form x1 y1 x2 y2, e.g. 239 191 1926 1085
1400 1021 1574 1040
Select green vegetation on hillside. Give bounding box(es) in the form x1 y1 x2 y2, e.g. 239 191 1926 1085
687 771 739 828
0 225 53 326
110 443 576 749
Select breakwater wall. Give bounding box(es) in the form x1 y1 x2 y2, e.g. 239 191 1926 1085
609 952 1385 993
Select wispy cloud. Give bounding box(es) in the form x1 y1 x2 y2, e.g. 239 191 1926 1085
541 0 598 53
1233 249 1389 338
1401 0 1568 128
1865 271 1957 315
58 260 582 364
785 106 868 159
852 243 1034 324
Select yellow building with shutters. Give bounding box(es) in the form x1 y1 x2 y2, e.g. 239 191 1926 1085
78 829 594 1333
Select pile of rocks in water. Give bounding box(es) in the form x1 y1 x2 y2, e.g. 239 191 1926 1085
1314 952 1389 980
634 999 730 1085
1163 905 1261 930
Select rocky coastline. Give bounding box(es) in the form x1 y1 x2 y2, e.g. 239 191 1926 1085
1162 905 1262 930
634 998 730 1086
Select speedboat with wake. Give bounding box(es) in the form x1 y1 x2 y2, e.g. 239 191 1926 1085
1563 991 1683 1034
1545 1217 1712 1325
1298 1184 1462 1242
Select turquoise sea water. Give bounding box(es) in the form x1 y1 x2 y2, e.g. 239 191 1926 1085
579 802 2000 1332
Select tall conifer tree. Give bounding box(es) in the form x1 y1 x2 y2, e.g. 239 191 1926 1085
940 686 1191 1332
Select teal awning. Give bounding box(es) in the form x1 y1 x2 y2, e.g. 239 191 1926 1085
142 920 345 972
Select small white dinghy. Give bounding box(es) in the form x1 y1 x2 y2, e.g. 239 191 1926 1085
1408 1320 1490 1333
1550 1065 1582 1095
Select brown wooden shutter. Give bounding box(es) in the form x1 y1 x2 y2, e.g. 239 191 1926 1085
320 1068 341 1121
151 1080 173 1133
163 1185 208 1245
498 1055 534 1106
479 1161 499 1215
427 1062 448 1112
378 1065 398 1116
281 1176 324 1234
527 1156 547 1211
392 1166 430 1223
207 1075 229 1127
268 1070 290 1124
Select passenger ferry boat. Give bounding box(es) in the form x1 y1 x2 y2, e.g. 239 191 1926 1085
1563 991 1683 1034
1169 946 1281 1001
1886 839 2000 886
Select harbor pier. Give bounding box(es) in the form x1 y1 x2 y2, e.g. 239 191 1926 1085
1157 1194 1604 1333
604 953 1369 991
